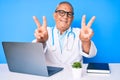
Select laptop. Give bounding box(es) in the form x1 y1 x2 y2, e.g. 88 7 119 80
2 42 63 77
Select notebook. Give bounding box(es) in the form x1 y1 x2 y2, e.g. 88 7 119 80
2 42 63 77
87 63 110 74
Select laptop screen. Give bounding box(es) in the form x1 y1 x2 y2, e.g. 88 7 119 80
2 42 63 76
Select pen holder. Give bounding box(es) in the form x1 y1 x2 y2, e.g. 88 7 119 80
72 68 82 80
72 62 82 80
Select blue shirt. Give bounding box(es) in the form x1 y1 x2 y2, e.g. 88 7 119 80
57 30 68 53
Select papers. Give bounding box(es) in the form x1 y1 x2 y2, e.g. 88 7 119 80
87 63 110 74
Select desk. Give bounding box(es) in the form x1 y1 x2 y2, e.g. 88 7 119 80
0 63 120 80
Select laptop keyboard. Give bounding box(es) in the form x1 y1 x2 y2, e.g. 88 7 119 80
47 66 63 76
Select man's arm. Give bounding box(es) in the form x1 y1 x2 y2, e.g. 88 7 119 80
79 15 96 54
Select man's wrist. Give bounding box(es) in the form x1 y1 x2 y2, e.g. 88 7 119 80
81 40 91 54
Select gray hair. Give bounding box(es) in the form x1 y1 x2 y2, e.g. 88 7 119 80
55 1 74 13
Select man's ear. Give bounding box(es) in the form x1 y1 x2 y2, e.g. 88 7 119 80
53 13 56 20
72 16 74 21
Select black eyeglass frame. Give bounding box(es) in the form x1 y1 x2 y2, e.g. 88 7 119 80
55 10 74 18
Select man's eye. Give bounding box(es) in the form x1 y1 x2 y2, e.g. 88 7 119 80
60 11 65 14
68 13 72 16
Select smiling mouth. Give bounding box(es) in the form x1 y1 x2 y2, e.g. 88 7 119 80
60 20 68 23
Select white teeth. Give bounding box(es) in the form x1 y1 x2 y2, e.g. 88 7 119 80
61 20 67 23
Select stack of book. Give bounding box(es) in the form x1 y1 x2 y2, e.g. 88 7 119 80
87 63 110 74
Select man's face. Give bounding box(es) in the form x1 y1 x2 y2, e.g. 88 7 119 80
54 3 74 33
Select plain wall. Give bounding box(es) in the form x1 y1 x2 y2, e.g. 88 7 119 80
0 0 120 63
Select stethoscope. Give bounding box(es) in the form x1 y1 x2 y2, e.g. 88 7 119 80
51 26 76 51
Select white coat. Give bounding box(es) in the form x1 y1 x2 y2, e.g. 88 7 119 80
44 26 97 66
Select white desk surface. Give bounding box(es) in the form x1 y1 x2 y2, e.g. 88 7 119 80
0 63 120 80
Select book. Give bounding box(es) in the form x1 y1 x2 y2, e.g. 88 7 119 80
87 63 110 74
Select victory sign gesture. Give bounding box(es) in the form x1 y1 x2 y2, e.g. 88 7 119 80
33 16 48 43
79 15 96 42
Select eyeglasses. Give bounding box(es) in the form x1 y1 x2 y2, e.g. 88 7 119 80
55 10 74 18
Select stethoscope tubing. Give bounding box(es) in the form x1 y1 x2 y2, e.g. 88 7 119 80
51 27 76 51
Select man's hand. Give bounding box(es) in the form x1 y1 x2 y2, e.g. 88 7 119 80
79 15 96 54
33 16 48 43
79 15 96 41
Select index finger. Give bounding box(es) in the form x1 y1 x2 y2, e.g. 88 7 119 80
33 16 41 28
87 16 96 28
